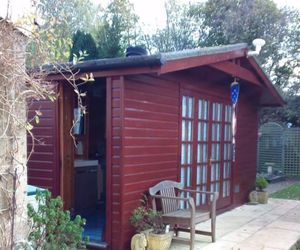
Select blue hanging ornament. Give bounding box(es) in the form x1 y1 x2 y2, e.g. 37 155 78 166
231 81 240 106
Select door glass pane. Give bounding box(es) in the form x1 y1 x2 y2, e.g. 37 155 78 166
181 167 185 185
202 165 207 183
187 144 192 164
180 96 194 190
198 99 209 120
187 166 191 186
197 166 200 185
182 121 186 141
188 121 192 141
212 103 221 121
182 96 187 117
188 97 193 118
181 144 186 164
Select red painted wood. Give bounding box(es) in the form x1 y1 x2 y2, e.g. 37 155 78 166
247 57 285 106
105 77 113 249
46 66 160 81
233 94 259 204
27 98 60 196
209 61 261 86
159 50 246 74
118 75 180 249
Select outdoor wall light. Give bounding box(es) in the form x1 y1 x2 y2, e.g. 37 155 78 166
247 38 266 56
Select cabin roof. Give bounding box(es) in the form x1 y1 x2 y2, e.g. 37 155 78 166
45 43 284 107
46 43 247 72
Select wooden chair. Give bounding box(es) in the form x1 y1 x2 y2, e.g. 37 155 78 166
149 180 218 250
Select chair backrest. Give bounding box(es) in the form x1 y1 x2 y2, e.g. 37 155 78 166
149 180 183 214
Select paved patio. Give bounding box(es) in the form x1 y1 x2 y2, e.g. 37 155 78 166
171 198 300 250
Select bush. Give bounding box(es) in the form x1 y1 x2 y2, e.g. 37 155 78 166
28 190 88 249
256 176 268 191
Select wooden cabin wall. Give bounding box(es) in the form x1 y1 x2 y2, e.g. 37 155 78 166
115 75 180 249
233 94 259 205
112 72 260 249
27 90 60 196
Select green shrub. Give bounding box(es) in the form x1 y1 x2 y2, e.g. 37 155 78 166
256 176 268 191
28 190 88 249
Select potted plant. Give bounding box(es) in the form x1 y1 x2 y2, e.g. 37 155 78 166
129 197 173 250
255 176 269 204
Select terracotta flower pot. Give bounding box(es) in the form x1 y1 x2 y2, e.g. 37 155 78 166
146 231 173 250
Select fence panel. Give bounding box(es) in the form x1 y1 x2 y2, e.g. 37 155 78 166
257 122 284 174
284 128 300 176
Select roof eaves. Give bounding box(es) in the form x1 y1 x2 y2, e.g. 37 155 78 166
160 43 248 63
44 54 163 75
249 57 285 106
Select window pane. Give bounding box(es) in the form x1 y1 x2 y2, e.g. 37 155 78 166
198 99 209 120
197 166 200 185
202 165 207 184
211 164 215 181
188 121 192 141
181 121 186 141
181 167 185 185
182 96 186 117
188 97 193 118
203 144 207 162
213 103 222 121
181 144 186 164
187 144 193 164
196 187 200 206
187 166 191 186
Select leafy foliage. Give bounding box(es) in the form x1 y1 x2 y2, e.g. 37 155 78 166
149 0 198 52
96 0 140 58
27 0 99 65
188 0 300 125
28 190 88 249
256 176 268 191
129 195 166 234
69 30 98 62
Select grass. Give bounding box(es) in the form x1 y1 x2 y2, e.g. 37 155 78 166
270 182 300 200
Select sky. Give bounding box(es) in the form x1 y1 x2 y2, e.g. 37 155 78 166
1 0 300 28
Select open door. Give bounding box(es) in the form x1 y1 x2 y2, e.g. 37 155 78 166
61 79 107 246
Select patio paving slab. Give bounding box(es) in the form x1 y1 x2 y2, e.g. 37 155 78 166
170 198 300 250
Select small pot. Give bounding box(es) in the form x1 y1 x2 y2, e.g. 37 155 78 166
146 231 173 250
257 191 268 204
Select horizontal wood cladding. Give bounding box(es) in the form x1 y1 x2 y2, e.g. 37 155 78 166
27 99 60 196
120 75 180 249
233 95 258 204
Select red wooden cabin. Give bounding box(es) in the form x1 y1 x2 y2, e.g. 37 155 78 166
27 43 284 249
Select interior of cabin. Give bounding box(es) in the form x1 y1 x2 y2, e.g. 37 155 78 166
63 78 107 244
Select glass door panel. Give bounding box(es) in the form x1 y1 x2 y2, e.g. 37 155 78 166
180 96 194 208
180 95 233 209
196 99 209 205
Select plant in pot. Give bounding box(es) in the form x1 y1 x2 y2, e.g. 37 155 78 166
256 176 269 204
129 196 173 250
